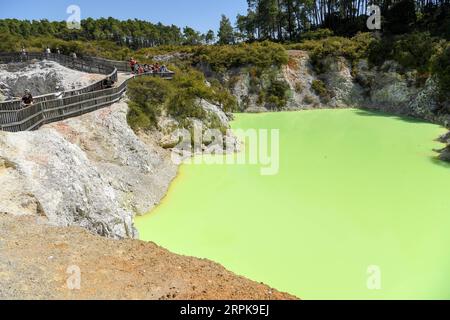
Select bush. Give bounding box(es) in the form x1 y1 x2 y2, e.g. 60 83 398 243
127 103 153 130
191 41 289 73
299 29 334 41
432 44 450 101
6 36 132 60
297 33 375 72
312 80 330 101
127 77 172 128
127 66 237 131
294 82 304 93
266 78 290 109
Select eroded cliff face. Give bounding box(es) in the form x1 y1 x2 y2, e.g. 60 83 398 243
203 50 449 129
0 102 179 239
283 52 450 162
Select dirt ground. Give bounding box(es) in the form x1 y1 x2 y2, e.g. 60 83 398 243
0 213 297 300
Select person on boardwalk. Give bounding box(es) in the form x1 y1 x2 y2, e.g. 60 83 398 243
20 47 28 61
54 85 64 100
102 76 115 89
134 63 140 74
21 90 34 106
129 58 137 73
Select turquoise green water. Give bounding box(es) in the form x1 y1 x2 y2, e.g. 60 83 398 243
135 109 450 300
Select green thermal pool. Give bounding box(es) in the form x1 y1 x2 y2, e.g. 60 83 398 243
135 109 450 300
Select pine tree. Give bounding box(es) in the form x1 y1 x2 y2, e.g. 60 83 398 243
218 15 235 44
205 30 216 44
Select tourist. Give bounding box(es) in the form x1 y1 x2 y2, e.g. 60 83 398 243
102 77 115 89
21 89 34 106
54 86 64 99
56 48 61 55
138 65 145 75
20 47 28 61
45 47 51 58
134 63 140 74
129 58 137 73
160 65 168 73
71 52 77 59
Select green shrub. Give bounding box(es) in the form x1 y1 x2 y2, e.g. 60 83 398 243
0 33 21 51
294 82 304 93
8 36 132 60
191 41 289 73
312 80 330 100
432 44 450 101
299 29 334 41
127 66 237 131
127 102 152 130
266 78 290 109
297 33 375 72
127 77 172 128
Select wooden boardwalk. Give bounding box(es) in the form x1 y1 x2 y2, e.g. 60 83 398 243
0 53 174 132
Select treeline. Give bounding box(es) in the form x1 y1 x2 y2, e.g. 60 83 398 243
0 17 215 49
234 0 450 41
1 1 449 49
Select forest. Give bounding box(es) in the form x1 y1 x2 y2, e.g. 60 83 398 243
0 0 449 50
235 0 450 41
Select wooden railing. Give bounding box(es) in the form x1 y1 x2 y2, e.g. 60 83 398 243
0 53 174 132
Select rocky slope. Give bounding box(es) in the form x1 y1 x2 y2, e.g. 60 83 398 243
224 50 450 128
0 101 179 239
437 131 450 162
0 213 296 300
0 60 105 101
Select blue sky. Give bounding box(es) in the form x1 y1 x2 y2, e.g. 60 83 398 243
0 0 248 33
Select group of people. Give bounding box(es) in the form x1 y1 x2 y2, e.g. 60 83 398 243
129 58 169 75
